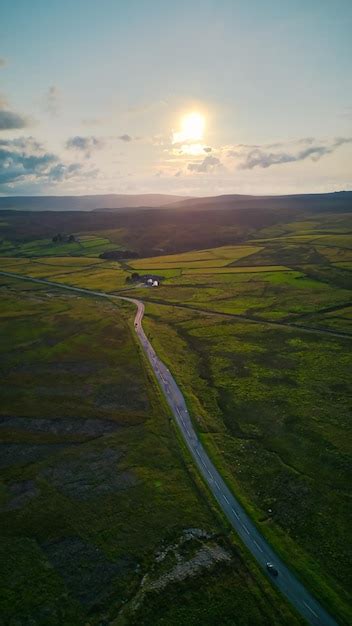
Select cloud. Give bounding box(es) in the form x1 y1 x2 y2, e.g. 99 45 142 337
0 58 6 68
236 137 352 170
334 136 352 147
0 141 57 184
46 85 61 116
0 137 42 151
118 134 132 142
0 136 87 187
188 155 222 173
48 162 83 181
0 110 29 131
296 137 315 145
66 135 104 158
0 95 30 130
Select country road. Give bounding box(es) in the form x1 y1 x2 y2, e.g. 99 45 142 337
0 271 339 626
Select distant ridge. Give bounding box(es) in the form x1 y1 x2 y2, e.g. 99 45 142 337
165 191 352 212
0 191 351 213
0 193 190 212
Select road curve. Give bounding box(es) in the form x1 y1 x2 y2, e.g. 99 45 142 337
0 271 339 626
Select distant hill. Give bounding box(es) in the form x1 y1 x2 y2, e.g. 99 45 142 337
1 191 351 213
0 194 190 212
1 189 350 257
166 191 352 212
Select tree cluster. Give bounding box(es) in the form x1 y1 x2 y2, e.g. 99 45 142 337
99 250 139 260
52 233 76 243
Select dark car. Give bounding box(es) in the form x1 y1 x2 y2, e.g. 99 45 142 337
266 562 279 577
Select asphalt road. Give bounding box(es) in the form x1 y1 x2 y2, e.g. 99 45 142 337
0 271 339 626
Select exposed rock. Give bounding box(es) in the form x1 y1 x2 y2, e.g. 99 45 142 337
129 529 232 614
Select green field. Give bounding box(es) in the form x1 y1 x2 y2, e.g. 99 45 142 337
130 245 262 270
142 301 352 623
0 209 351 624
0 276 300 626
126 269 350 322
0 235 120 258
123 229 352 327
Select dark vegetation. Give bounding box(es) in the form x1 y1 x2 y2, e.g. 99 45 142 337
0 277 300 625
0 193 351 624
52 233 76 243
0 190 351 256
100 250 139 260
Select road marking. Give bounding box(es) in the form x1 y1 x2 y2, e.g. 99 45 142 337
195 449 201 457
303 602 318 618
232 508 239 519
253 540 263 553
242 524 250 535
223 495 229 504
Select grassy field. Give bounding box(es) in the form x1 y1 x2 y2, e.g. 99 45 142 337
126 269 350 323
142 301 352 624
0 276 300 626
0 256 130 291
0 210 351 624
0 235 123 258
129 246 263 269
123 228 351 326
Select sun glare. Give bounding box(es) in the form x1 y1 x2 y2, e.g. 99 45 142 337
173 112 205 144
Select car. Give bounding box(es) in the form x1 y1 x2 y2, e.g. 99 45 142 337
266 562 279 577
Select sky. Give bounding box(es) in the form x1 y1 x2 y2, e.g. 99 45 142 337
0 0 352 196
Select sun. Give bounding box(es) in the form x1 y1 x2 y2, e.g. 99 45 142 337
173 112 205 144
180 112 205 141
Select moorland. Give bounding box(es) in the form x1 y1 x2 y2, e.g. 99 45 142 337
0 192 351 624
